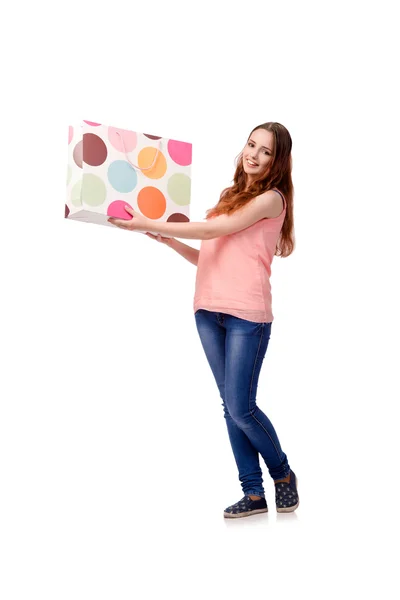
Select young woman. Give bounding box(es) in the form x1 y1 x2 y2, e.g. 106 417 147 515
108 122 299 518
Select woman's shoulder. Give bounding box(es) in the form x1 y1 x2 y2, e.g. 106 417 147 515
257 188 286 219
270 188 286 204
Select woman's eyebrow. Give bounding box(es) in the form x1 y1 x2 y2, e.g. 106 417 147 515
249 138 271 151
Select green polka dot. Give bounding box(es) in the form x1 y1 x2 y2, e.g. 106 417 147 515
71 179 82 207
167 173 191 206
67 165 72 186
82 174 107 207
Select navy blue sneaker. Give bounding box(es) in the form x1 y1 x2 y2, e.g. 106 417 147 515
224 495 268 518
275 469 299 512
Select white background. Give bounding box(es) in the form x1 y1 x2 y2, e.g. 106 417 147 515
1 0 399 598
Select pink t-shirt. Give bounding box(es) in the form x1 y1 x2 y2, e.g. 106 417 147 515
193 189 286 323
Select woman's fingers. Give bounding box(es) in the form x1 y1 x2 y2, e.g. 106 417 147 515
147 233 163 243
145 232 170 245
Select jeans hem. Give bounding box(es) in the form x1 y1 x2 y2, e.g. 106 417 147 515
273 471 291 482
244 491 265 497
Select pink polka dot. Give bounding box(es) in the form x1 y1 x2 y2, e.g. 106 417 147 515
108 127 137 153
107 200 133 220
168 140 192 166
68 126 73 144
83 120 101 126
73 140 83 168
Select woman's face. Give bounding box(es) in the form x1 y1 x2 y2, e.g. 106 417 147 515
242 128 274 183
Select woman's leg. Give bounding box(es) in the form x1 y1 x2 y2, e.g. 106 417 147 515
194 309 265 497
224 314 290 481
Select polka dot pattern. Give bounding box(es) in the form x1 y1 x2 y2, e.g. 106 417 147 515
168 139 192 166
73 140 83 168
71 179 83 207
108 127 137 153
65 121 192 225
82 174 107 207
83 133 108 166
138 146 167 179
137 187 166 219
167 213 190 223
107 200 133 220
167 173 191 206
108 160 138 193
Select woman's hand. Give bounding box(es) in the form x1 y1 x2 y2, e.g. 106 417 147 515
145 232 175 246
107 206 150 231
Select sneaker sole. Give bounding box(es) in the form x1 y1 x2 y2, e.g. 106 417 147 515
223 507 269 518
276 473 299 513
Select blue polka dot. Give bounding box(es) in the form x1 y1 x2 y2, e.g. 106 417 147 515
108 160 138 193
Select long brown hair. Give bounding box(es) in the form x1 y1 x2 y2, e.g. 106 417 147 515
206 122 295 257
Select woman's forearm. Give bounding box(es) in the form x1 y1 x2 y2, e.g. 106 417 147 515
146 219 210 240
169 239 200 266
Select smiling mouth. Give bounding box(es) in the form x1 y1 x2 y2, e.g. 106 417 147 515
246 159 259 167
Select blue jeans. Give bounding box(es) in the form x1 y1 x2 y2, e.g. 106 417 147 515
194 309 290 497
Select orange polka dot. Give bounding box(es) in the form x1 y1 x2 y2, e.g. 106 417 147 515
137 187 167 219
138 147 167 179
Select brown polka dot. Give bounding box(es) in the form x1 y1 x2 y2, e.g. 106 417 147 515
73 140 83 168
144 134 161 140
83 133 108 166
167 213 190 223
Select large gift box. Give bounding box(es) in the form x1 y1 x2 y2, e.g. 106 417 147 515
65 120 192 235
